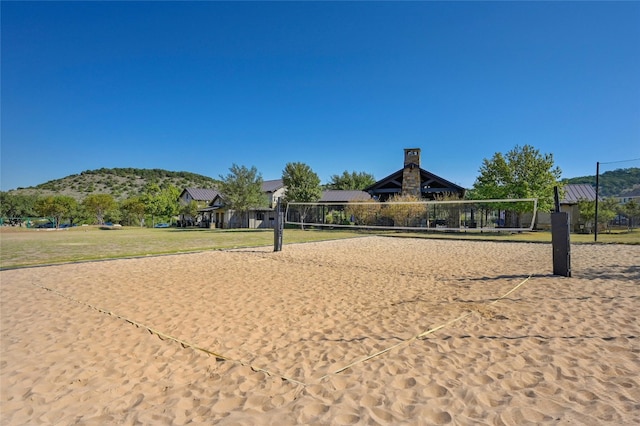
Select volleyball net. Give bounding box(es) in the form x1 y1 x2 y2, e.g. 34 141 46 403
285 198 538 232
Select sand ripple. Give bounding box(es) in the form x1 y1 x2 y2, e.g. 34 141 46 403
1 237 639 424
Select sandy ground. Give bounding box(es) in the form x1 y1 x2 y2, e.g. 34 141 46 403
1 236 638 425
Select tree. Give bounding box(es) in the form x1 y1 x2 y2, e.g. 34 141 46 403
325 171 376 190
0 192 38 225
282 162 322 203
282 162 322 229
578 197 619 233
141 183 163 226
598 197 619 233
35 195 76 228
83 194 117 225
382 194 426 227
120 196 147 226
577 199 596 231
179 200 200 226
62 197 82 226
159 185 181 219
621 199 640 229
345 199 381 226
471 145 562 214
141 183 180 226
218 164 266 228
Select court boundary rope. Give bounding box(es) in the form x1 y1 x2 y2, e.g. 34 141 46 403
29 281 307 387
29 273 533 388
315 274 533 381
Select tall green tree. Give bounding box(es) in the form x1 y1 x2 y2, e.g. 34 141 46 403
120 196 147 226
63 197 82 226
577 199 596 231
141 183 163 226
325 171 376 190
0 192 38 225
282 162 322 229
179 200 200 225
218 164 266 228
471 145 562 213
621 199 640 229
282 162 322 203
141 183 180 226
83 194 117 225
598 197 620 233
35 195 77 228
159 185 181 219
578 197 620 233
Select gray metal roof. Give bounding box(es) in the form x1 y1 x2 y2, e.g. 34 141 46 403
364 167 466 199
262 179 284 193
620 186 640 197
181 188 220 202
319 190 372 203
561 184 597 204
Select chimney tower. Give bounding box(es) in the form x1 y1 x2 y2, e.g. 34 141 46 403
401 148 422 197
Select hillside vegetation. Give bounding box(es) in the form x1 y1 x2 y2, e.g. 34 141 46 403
563 167 640 197
8 168 218 201
7 167 640 201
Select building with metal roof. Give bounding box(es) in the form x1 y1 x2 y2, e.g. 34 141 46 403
364 148 465 201
319 190 372 203
561 184 597 204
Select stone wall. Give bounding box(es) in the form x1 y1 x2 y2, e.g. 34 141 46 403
402 148 421 197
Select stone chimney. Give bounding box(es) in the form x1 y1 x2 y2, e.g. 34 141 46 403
401 148 421 197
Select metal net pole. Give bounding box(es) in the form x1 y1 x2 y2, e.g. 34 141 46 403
274 198 284 252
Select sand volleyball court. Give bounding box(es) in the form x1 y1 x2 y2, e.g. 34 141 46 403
1 236 639 424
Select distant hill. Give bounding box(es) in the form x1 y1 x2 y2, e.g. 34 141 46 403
8 166 639 201
7 168 218 201
563 167 640 198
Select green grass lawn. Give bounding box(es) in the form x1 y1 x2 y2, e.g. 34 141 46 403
0 226 367 269
1 226 638 269
392 228 640 244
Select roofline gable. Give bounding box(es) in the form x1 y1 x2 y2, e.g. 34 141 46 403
365 167 466 194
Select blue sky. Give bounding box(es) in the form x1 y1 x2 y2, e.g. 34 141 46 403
2 1 639 191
